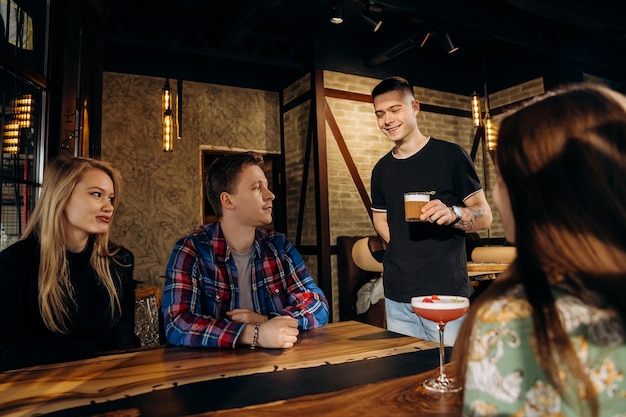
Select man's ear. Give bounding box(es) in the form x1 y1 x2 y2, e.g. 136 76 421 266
412 99 420 115
220 191 235 211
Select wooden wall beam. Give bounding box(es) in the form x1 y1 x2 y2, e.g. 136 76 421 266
313 70 333 320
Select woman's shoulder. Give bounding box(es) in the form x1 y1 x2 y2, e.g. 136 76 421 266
0 236 40 285
0 234 38 258
475 284 532 323
554 279 626 345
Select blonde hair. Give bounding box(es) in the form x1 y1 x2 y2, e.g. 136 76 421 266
23 156 125 334
453 83 626 417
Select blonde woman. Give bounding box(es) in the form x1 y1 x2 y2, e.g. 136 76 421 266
453 83 626 417
0 156 138 370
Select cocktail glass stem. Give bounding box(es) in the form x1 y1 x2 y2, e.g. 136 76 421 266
422 321 462 392
437 322 447 381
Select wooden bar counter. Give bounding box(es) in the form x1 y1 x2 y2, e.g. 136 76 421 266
0 321 462 417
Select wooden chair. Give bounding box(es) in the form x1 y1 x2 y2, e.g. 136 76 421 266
337 236 386 328
134 285 164 347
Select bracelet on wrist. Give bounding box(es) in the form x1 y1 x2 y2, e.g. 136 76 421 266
250 323 260 350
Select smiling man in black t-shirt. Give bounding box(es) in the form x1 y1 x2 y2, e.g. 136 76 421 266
370 76 493 345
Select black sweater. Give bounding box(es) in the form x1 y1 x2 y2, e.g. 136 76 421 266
0 235 138 371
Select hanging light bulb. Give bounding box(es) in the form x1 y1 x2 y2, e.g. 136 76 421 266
485 113 498 151
481 80 497 151
471 91 482 127
3 121 20 154
2 94 34 154
162 78 174 152
15 94 33 128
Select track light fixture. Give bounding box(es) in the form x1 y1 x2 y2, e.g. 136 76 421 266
363 35 416 67
443 32 459 54
363 26 462 67
330 0 343 24
361 11 382 32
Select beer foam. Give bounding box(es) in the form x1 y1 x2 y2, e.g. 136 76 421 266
404 193 430 202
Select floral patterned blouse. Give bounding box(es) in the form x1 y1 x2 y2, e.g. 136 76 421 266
463 280 626 417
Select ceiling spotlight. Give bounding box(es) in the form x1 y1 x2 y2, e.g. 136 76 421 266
330 0 343 24
360 11 382 32
443 32 459 54
417 31 431 48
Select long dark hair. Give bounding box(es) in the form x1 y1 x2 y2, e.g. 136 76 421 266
452 83 626 417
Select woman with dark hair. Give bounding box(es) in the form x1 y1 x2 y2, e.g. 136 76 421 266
453 83 626 417
0 156 138 370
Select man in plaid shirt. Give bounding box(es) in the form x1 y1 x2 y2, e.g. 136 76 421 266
162 152 329 349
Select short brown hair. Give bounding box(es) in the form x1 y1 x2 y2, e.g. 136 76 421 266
371 76 415 99
205 151 264 218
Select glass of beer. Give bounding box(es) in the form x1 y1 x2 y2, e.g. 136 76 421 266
404 191 430 222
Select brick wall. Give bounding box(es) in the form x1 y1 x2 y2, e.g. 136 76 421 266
100 70 544 320
283 70 544 320
98 71 620 321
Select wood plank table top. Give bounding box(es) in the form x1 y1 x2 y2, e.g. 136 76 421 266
0 321 463 417
193 365 461 417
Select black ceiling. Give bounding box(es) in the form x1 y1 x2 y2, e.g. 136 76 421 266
102 0 626 95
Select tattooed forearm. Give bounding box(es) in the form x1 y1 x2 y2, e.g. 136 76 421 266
456 219 475 231
454 207 486 231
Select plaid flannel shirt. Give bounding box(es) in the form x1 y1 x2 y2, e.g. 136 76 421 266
162 222 329 348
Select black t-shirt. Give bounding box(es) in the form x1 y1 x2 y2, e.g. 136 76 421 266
371 138 482 302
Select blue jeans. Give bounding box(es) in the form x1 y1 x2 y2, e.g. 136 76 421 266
384 298 465 346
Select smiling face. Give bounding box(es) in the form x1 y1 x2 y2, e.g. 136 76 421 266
227 164 275 227
62 168 116 250
373 89 419 144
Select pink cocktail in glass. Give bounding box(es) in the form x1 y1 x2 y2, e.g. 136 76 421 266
411 295 469 323
411 295 470 392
